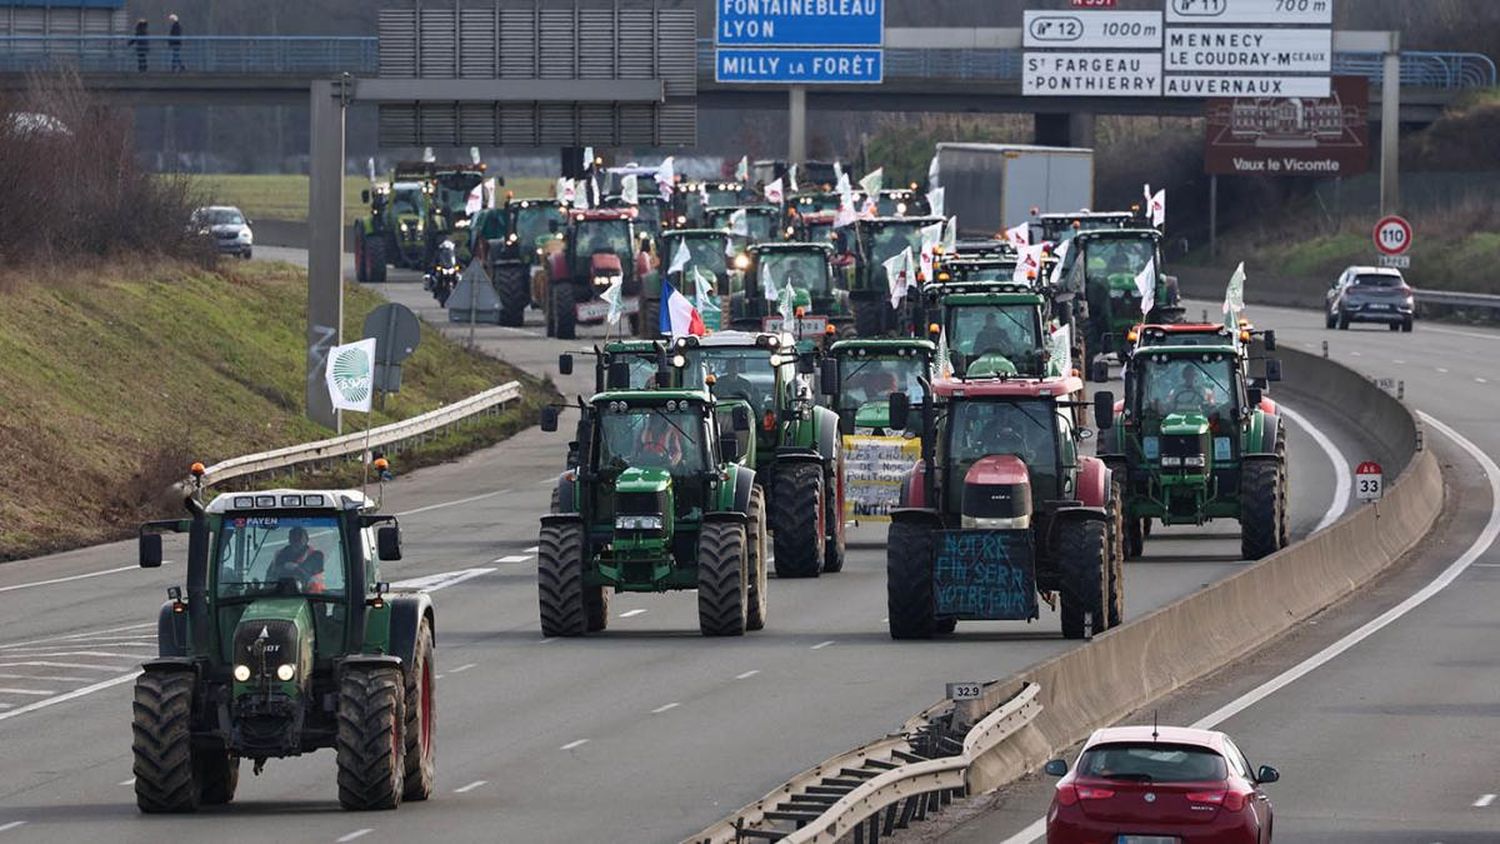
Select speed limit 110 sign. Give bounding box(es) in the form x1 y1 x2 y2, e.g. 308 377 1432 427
1373 216 1412 257
1355 460 1384 501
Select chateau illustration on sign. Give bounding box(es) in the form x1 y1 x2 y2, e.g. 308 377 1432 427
1203 76 1368 176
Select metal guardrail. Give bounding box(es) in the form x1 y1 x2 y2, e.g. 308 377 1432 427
199 380 522 489
688 683 1041 844
1 35 1493 90
1420 289 1500 311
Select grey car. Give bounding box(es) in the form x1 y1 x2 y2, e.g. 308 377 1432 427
1326 265 1414 332
191 205 254 259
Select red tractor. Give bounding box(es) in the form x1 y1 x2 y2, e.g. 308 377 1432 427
534 208 656 339
885 374 1124 640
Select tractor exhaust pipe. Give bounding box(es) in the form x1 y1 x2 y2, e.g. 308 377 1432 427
183 496 211 654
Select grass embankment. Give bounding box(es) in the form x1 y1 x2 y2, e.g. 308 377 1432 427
189 174 557 224
0 260 551 561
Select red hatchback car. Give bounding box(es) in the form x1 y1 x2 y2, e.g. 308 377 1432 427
1045 726 1279 843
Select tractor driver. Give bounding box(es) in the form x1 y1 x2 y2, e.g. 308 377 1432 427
712 358 760 410
974 416 1028 460
639 413 687 467
1172 366 1217 412
972 312 1013 360
849 367 899 406
267 527 326 592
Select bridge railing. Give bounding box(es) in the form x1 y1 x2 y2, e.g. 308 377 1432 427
1333 49 1498 89
0 35 376 76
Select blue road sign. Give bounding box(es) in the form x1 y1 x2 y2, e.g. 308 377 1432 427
716 48 883 84
715 0 884 48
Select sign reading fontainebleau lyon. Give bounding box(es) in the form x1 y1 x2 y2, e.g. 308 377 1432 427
1203 76 1369 176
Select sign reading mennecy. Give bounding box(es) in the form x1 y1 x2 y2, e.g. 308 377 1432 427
715 0 885 84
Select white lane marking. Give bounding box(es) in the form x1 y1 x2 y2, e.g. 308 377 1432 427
1394 359 1406 364
651 702 680 714
0 704 11 710
3 650 149 660
0 563 167 594
1001 413 1500 844
449 663 476 674
0 673 94 683
1438 368 1449 373
0 822 26 833
492 555 531 564
810 640 836 650
395 489 510 517
0 688 56 696
454 780 488 794
1473 563 1500 568
0 623 155 651
0 661 134 671
619 609 648 618
337 830 373 843
1420 325 1500 342
537 638 556 645
735 669 760 680
1350 351 1363 356
120 777 135 786
0 671 138 722
525 545 540 553
559 739 589 751
392 567 497 592
1279 404 1352 532
1477 378 1489 384
1475 793 1497 808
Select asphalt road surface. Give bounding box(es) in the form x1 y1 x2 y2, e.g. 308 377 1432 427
921 303 1500 844
0 266 1372 843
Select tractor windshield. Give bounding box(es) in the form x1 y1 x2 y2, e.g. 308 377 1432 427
597 406 707 475
573 220 634 267
865 225 922 266
804 221 835 244
705 187 741 209
759 251 831 295
839 355 927 407
392 188 422 218
516 204 565 247
946 399 1061 498
946 303 1043 372
1085 238 1154 284
949 264 1013 283
1136 356 1237 420
214 514 347 599
876 193 927 216
691 347 776 414
435 174 484 218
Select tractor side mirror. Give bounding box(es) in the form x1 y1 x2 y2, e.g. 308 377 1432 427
558 353 574 375
139 533 163 569
719 433 742 463
540 407 560 432
1246 386 1264 408
1044 759 1069 777
1262 329 1276 352
376 525 403 561
1094 390 1115 430
819 358 839 396
361 189 371 204
1264 358 1282 383
731 405 751 432
888 392 911 430
607 361 632 389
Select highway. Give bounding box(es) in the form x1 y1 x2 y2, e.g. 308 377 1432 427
919 303 1500 844
0 263 1374 843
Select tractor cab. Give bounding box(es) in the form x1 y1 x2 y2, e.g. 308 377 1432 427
705 204 782 248
789 191 842 219
1032 210 1135 246
730 242 847 344
703 181 749 212
849 216 946 335
605 193 667 247
923 282 1050 379
536 208 652 338
1067 228 1183 364
393 161 491 266
863 187 930 218
788 208 839 247
825 338 935 433
933 255 1017 286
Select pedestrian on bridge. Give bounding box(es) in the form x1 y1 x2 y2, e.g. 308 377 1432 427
167 14 184 72
130 18 149 72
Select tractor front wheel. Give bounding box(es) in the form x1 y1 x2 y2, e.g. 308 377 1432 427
771 462 825 578
537 521 588 637
746 485 769 631
354 227 368 282
1240 460 1284 561
132 670 200 813
401 620 436 802
195 749 239 805
887 521 936 640
822 451 847 574
366 234 388 284
496 263 528 327
585 584 610 633
552 283 577 340
336 665 406 810
1058 520 1108 640
697 521 748 637
1124 516 1145 560
1105 484 1126 630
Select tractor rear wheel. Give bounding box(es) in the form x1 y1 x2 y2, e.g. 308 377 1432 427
132 670 199 813
822 451 847 574
887 521 936 640
195 749 239 805
366 235 388 284
746 485 769 632
697 521 748 637
1105 484 1126 630
354 227 368 283
401 620 436 802
336 665 406 811
1124 516 1145 560
552 283 577 340
1240 459 1283 560
585 584 610 633
1059 520 1108 640
538 521 588 637
496 263 528 327
771 462 825 578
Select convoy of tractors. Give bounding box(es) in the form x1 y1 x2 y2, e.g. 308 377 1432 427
131 154 1286 815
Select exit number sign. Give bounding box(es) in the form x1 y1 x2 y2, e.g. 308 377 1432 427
1072 0 1119 6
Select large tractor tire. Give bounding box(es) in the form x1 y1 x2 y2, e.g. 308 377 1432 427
132 670 200 813
887 521 937 640
552 283 577 340
746 485 769 632
1058 520 1108 640
822 450 847 574
585 584 611 633
697 521 748 637
366 235 388 284
1240 459 1283 561
538 521 588 637
195 750 239 805
1105 484 1126 630
401 620 436 802
771 462 825 579
336 665 406 811
495 263 528 327
354 226 368 283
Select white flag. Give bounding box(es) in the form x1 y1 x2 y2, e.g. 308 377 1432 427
834 161 845 182
575 176 591 210
621 174 639 206
934 326 953 379
919 220 945 283
465 183 483 215
693 266 719 314
1049 324 1072 378
1013 243 1046 285
884 246 914 308
927 154 940 190
926 186 945 219
366 157 377 183
1224 261 1247 318
1143 183 1152 206
765 178 784 205
582 146 595 170
1049 238 1071 287
556 177 575 204
729 208 749 237
859 167 884 198
787 164 799 193
325 338 377 413
603 274 626 327
835 171 853 202
1004 222 1030 249
1149 189 1166 228
735 155 749 181
941 216 958 255
778 278 796 325
1135 257 1157 317
833 199 858 229
655 156 676 200
668 239 691 276
484 177 498 209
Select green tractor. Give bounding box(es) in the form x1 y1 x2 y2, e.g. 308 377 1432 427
486 198 568 327
538 381 767 636
646 228 740 336
1031 210 1135 247
353 180 424 282
823 338 936 433
132 485 434 812
1093 324 1288 561
729 242 850 343
847 216 945 336
704 204 783 248
921 280 1056 380
884 375 1124 640
1064 228 1183 375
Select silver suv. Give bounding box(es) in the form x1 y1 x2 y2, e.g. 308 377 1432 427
1326 265 1414 332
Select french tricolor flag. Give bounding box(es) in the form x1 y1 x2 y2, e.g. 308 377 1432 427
659 278 706 339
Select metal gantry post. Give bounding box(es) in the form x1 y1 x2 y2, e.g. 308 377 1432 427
1380 31 1402 215
307 76 350 430
788 85 807 164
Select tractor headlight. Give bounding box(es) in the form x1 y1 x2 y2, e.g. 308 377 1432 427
1183 455 1206 468
233 664 252 682
615 515 665 531
275 664 297 682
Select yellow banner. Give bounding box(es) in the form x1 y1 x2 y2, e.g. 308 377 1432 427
842 434 921 523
